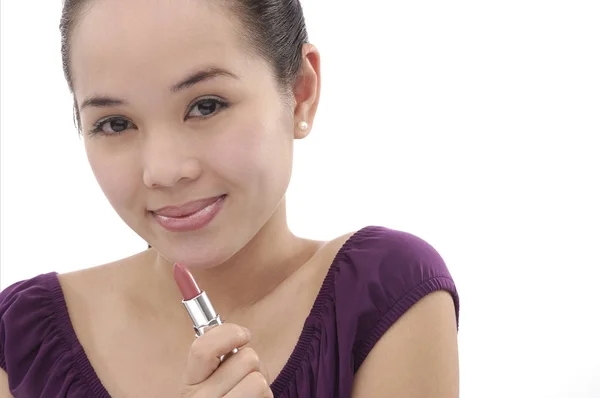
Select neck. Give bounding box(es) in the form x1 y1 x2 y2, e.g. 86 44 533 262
153 200 320 318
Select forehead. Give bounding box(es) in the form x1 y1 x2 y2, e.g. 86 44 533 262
70 0 251 96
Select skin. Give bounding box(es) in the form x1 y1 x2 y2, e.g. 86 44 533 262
1 0 459 396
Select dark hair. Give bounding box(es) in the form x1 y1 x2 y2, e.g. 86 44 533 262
59 0 309 130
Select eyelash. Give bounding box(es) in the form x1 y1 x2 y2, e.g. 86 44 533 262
88 96 229 136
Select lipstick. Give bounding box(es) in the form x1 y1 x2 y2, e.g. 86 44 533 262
173 263 238 360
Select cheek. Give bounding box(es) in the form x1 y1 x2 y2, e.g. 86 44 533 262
208 114 293 188
85 144 140 211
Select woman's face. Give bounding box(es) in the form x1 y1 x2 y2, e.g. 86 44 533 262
70 0 298 268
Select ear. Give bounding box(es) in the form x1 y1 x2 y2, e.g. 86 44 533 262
292 43 321 139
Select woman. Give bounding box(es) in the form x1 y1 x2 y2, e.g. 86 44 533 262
0 0 460 396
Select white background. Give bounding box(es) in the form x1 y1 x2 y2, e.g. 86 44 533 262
1 1 599 397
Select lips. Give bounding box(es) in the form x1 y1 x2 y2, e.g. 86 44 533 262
152 195 225 218
150 195 226 232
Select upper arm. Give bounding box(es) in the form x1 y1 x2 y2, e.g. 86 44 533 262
351 291 459 398
0 368 14 398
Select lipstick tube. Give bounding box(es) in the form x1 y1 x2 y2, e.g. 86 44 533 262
182 291 239 360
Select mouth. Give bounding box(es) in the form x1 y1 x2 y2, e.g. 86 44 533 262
151 194 226 232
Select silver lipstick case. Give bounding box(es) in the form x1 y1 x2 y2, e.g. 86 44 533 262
182 291 239 361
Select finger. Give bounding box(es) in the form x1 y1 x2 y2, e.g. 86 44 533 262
182 323 250 386
225 371 273 398
202 347 266 396
213 347 271 384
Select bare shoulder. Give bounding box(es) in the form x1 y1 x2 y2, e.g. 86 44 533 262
57 250 155 318
315 230 357 260
58 250 152 292
297 229 358 285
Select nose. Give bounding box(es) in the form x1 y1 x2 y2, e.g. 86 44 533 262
142 132 203 188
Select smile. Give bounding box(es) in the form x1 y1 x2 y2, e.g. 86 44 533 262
151 195 226 232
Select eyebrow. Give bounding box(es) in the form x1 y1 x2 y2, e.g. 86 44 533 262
80 96 126 110
79 67 238 110
171 67 238 92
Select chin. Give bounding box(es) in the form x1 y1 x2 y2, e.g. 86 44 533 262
153 235 234 270
138 209 259 270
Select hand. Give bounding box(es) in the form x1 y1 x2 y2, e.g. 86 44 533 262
179 323 273 398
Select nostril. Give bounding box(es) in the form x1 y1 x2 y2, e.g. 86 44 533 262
142 157 203 189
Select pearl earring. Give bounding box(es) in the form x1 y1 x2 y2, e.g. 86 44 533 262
298 121 309 131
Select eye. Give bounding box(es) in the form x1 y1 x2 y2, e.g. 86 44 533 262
90 117 135 136
186 97 228 119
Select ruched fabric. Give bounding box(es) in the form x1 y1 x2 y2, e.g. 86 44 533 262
1 226 460 397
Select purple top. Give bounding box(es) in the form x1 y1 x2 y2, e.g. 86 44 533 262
0 226 460 397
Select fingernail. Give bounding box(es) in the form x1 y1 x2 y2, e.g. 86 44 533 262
242 327 252 339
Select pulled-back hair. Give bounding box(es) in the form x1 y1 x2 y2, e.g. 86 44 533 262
59 0 310 130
